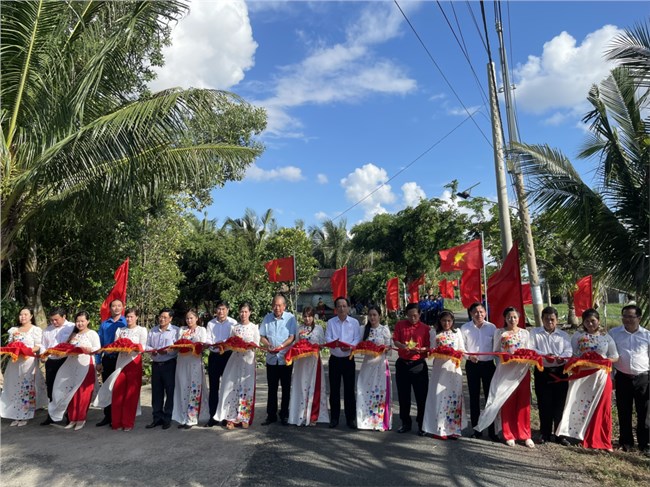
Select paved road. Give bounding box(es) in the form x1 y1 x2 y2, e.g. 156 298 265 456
1 357 584 487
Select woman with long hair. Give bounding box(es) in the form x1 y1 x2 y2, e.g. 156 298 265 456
1 307 47 426
556 308 618 451
422 309 465 438
173 309 210 429
288 306 329 426
94 307 147 431
475 307 535 447
215 302 260 430
355 305 392 431
48 311 100 430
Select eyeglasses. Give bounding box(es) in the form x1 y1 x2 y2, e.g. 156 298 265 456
622 314 639 319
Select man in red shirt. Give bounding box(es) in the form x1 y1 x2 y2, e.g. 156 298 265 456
393 303 431 435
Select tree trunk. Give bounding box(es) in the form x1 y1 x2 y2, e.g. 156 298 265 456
566 292 578 328
22 239 47 328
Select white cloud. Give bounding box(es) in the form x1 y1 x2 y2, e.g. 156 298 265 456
245 164 304 182
513 25 622 116
317 174 329 184
447 105 482 117
315 211 329 220
149 0 257 91
340 163 396 220
401 182 426 207
542 112 570 126
257 2 418 138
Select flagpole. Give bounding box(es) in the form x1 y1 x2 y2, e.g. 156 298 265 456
293 252 298 313
481 232 488 315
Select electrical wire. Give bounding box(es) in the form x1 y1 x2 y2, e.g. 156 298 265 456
465 1 488 53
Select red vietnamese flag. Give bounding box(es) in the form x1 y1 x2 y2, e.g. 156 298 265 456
331 267 347 298
487 244 524 328
386 277 400 311
407 274 425 303
459 269 481 308
439 239 483 272
522 283 533 305
264 256 295 282
573 275 593 318
438 279 455 299
100 258 129 322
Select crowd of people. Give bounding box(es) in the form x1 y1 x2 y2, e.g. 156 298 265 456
1 297 648 456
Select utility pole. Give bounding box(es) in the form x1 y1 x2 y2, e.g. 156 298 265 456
487 61 513 260
495 16 543 326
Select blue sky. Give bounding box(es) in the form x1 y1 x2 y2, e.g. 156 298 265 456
151 0 646 230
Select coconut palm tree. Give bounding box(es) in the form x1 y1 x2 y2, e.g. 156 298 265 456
1 1 266 271
309 218 353 269
516 21 649 314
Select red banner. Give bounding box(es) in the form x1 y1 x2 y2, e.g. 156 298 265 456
264 256 295 282
407 274 425 303
487 244 524 328
573 275 592 318
386 277 400 311
331 267 347 298
460 269 481 308
100 258 129 322
439 239 483 272
522 283 532 305
438 279 455 299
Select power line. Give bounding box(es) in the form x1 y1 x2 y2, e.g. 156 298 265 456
465 1 488 53
330 107 482 222
394 0 492 147
504 0 522 141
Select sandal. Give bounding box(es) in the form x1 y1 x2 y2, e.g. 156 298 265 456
226 421 235 430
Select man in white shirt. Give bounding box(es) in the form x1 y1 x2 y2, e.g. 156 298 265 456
460 302 498 441
204 301 237 427
325 296 361 429
530 306 573 444
40 307 75 425
609 305 649 455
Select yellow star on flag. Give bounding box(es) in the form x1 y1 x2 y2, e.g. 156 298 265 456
453 251 466 266
275 265 282 276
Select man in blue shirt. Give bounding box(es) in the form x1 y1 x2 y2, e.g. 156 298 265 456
95 299 126 427
259 294 296 426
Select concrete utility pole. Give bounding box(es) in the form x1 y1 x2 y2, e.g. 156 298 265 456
487 61 513 260
495 18 543 326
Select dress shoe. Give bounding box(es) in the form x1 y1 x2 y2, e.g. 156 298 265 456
204 418 218 428
162 422 171 430
347 420 357 430
471 431 482 439
146 420 162 429
96 417 111 427
506 439 516 447
329 420 339 428
40 416 54 426
64 421 77 429
524 439 535 449
261 417 277 426
397 425 412 433
488 434 500 442
281 417 289 426
124 428 133 432
558 437 571 447
74 421 86 431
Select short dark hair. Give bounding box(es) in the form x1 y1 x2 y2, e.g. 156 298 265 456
109 299 124 307
159 307 174 318
239 302 252 312
468 302 484 313
334 296 349 307
405 302 420 313
48 307 67 318
272 294 287 305
214 300 229 309
125 307 139 316
541 306 558 319
622 305 642 318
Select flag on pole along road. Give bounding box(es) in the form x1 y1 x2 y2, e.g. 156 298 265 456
573 275 593 318
459 269 481 308
439 239 483 272
264 256 295 282
331 267 347 298
438 279 455 299
486 245 524 328
100 258 129 322
386 277 400 311
407 274 425 303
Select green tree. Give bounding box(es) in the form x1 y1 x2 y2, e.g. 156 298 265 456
516 21 649 315
309 218 353 269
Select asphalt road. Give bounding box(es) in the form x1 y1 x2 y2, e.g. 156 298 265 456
1 356 584 487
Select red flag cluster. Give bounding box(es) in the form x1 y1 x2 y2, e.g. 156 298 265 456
438 279 455 299
100 258 129 322
264 256 295 282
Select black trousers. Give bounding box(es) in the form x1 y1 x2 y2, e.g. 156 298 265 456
328 355 356 423
534 367 569 440
615 371 649 449
151 359 176 424
208 351 232 417
395 358 429 428
266 363 293 420
45 358 67 401
466 360 496 436
100 354 118 420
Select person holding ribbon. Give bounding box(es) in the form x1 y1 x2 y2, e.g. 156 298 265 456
422 309 465 439
355 305 392 431
48 311 101 430
172 309 210 429
475 307 537 447
0 307 46 426
215 302 260 429
287 306 329 426
94 307 148 431
556 308 619 451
